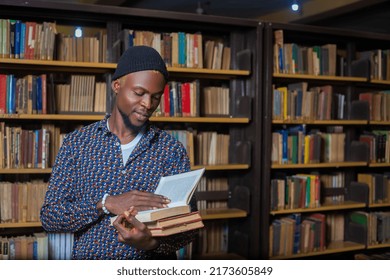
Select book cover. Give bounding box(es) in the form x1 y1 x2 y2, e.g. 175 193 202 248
145 211 202 229
149 219 204 237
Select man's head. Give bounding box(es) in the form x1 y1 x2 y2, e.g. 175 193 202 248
112 45 169 82
111 46 168 133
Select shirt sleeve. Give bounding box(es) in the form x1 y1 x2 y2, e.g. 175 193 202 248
40 134 101 233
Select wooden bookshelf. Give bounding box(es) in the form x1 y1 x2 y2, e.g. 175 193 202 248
0 0 260 260
262 22 390 260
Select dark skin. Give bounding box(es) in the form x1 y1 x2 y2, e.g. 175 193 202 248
96 70 168 250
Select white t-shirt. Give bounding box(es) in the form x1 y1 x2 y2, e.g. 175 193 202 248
107 121 143 166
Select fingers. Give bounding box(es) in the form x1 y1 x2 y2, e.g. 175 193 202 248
123 191 171 210
123 210 146 231
113 209 159 250
132 190 171 205
109 191 171 215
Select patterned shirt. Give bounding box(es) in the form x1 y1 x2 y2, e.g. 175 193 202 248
40 115 197 259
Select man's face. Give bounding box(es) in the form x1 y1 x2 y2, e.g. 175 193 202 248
113 70 165 132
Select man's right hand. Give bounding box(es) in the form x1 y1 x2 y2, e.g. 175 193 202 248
100 190 171 215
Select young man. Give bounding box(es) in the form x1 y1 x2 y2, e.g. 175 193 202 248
40 46 197 259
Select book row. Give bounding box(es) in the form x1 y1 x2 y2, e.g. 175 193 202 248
0 74 107 115
271 171 390 211
273 83 345 121
0 19 56 60
273 29 390 80
0 17 232 70
0 123 64 169
359 130 390 163
154 81 230 118
167 130 230 166
272 125 345 165
0 73 233 116
117 29 231 70
196 177 229 210
269 210 390 258
273 30 337 76
273 83 390 122
0 232 74 260
0 180 47 223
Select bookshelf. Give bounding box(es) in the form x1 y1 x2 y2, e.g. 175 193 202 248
0 0 261 259
261 22 390 259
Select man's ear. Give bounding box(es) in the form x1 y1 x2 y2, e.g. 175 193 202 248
111 79 120 94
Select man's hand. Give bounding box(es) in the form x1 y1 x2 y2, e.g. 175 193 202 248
113 207 159 251
100 190 170 216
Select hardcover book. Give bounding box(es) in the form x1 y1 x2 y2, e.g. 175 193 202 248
146 211 204 237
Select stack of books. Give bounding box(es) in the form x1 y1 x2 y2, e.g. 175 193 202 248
143 211 203 237
111 168 205 236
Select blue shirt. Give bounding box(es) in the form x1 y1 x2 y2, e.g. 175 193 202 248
40 116 196 259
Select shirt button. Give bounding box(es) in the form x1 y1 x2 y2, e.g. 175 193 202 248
121 170 126 174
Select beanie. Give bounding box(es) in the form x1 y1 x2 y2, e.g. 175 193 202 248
112 46 169 81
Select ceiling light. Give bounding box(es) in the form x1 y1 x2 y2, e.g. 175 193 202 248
291 0 300 12
75 27 83 38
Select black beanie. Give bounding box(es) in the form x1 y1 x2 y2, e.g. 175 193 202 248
112 46 169 81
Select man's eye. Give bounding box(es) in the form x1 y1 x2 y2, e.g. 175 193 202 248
152 95 162 101
133 91 143 96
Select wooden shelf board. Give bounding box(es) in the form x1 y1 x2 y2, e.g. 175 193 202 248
367 243 390 250
272 120 367 125
271 162 367 169
371 79 390 85
0 222 42 228
369 121 390 125
150 116 249 123
0 58 116 70
270 201 366 215
0 59 249 76
192 164 250 171
369 202 390 208
270 241 365 259
194 253 246 260
273 73 366 82
368 162 390 167
0 165 248 174
0 168 52 174
0 114 249 124
168 67 250 76
200 208 247 220
0 113 105 121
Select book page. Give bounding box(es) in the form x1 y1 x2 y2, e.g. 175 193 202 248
155 168 205 205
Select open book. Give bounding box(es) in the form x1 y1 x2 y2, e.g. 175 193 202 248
111 168 205 223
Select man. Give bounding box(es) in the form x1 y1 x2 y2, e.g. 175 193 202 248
40 46 197 259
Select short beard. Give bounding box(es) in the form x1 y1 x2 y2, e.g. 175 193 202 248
118 108 146 134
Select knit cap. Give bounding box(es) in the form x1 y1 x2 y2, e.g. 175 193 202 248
112 45 169 81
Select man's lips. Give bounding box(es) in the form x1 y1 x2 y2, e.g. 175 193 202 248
134 111 150 121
